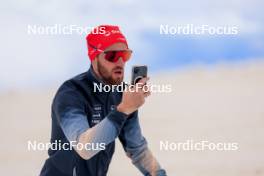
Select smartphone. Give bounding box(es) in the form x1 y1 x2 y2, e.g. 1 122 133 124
131 65 148 85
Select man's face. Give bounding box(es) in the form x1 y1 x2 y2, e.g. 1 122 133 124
92 43 128 85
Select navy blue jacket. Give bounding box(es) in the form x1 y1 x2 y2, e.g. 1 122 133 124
40 68 166 176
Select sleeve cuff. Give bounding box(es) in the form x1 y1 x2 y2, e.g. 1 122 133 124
107 110 128 132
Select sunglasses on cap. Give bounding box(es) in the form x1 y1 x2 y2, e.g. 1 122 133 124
89 44 132 63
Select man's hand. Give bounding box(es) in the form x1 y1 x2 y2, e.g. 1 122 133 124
117 77 150 115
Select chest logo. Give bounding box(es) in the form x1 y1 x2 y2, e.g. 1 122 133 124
91 104 102 125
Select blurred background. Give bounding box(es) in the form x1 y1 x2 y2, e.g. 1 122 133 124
1 0 264 175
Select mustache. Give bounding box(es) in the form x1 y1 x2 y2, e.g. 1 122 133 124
112 66 123 71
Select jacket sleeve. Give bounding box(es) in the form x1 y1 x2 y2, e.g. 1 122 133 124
118 111 167 176
53 82 127 159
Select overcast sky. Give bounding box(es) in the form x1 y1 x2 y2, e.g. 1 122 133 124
1 0 264 91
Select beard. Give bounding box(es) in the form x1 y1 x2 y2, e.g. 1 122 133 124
97 61 124 85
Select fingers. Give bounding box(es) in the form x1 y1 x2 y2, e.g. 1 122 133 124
135 77 151 97
144 90 151 97
137 77 149 85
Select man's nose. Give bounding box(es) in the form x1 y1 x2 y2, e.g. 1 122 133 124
115 57 125 66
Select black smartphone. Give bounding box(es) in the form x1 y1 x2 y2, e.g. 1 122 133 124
131 65 148 85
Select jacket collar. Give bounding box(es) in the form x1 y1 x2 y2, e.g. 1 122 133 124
87 66 110 97
87 66 105 85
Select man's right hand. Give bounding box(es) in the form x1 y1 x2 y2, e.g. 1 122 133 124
117 77 150 115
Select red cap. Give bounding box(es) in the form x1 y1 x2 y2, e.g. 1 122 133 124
86 25 128 61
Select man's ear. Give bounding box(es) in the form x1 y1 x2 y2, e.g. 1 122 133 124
91 56 98 70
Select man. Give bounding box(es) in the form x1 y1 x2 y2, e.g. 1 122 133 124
40 25 167 176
